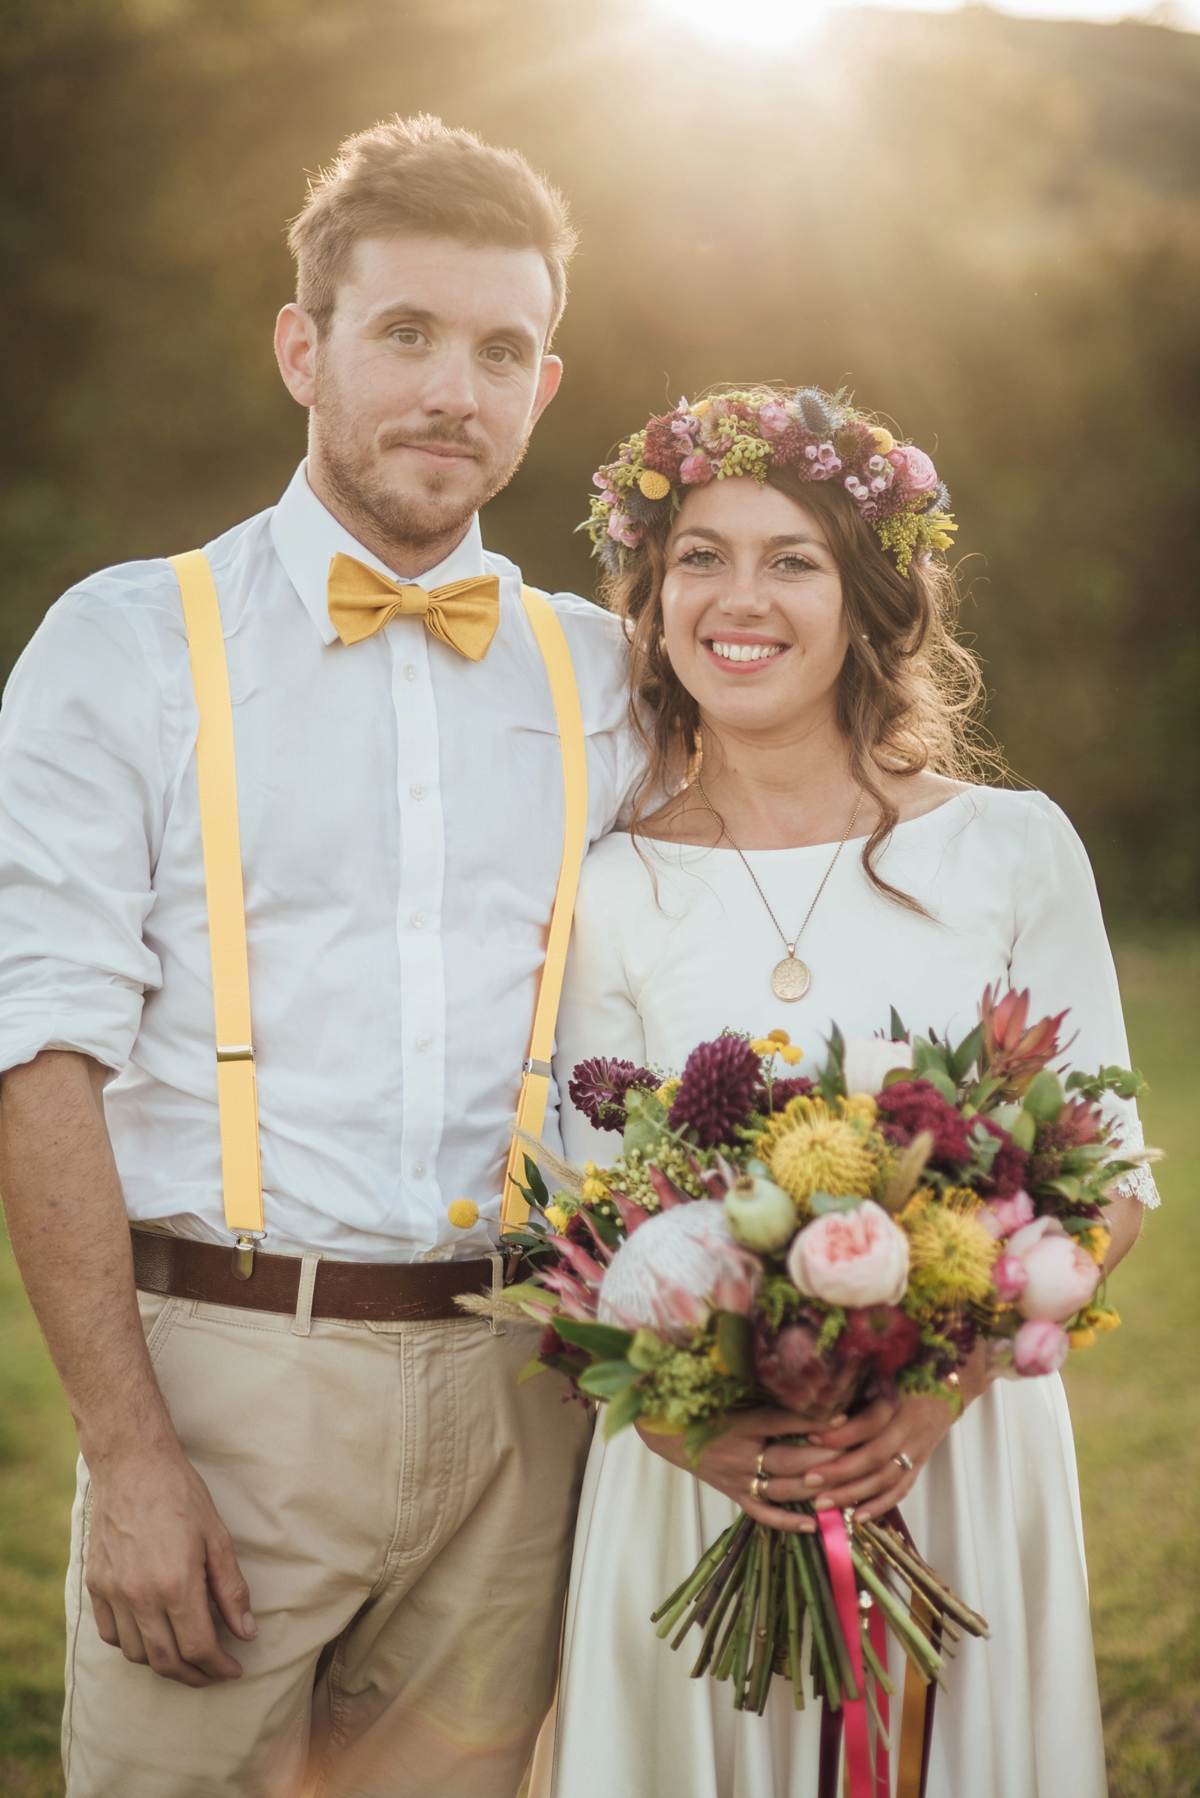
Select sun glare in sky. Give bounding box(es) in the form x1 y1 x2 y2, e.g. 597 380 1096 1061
646 0 1198 46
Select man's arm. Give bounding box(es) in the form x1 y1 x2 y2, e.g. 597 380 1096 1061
0 1050 255 1686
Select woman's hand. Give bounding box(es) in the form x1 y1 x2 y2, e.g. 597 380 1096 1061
635 1406 846 1533
802 1341 993 1522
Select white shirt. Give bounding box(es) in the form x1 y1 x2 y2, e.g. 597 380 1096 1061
0 463 638 1260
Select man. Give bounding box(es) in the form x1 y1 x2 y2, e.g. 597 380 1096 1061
0 115 633 1797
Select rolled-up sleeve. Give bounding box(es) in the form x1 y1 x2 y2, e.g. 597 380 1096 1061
0 584 170 1075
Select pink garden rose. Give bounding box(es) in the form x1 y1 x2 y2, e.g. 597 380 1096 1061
597 1201 760 1341
992 1254 1028 1303
841 1035 914 1098
787 1200 910 1309
980 1188 1036 1240
1004 1215 1100 1322
1012 1317 1070 1377
887 444 939 495
607 512 641 548
756 400 791 438
679 452 715 485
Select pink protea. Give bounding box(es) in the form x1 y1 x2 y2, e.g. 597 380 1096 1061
669 1036 762 1149
596 1201 760 1342
979 986 1070 1092
753 1314 866 1420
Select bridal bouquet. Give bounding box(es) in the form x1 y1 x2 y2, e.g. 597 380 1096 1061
498 988 1146 1751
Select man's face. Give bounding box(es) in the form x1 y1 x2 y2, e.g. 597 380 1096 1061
276 233 562 561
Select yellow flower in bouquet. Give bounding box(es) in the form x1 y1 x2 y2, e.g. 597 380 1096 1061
905 1202 999 1307
757 1094 882 1213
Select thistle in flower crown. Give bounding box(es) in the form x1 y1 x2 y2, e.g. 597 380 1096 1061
584 386 957 580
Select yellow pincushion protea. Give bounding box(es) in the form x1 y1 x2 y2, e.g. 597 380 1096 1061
905 1205 998 1306
756 1095 882 1213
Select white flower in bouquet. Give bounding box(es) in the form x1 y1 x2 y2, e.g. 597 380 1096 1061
597 1201 761 1342
841 1035 913 1097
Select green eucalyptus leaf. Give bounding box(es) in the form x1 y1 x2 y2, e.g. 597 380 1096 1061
554 1317 634 1358
579 1359 637 1398
1047 1176 1082 1201
1024 1069 1065 1124
1011 1109 1037 1151
602 1381 646 1437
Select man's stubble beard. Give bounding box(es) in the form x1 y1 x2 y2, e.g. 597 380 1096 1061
311 365 531 567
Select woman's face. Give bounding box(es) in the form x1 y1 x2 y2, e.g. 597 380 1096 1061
660 476 849 740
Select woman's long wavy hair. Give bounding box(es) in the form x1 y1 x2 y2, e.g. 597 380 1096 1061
601 448 1000 911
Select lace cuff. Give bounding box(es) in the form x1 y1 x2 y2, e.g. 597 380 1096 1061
1106 1111 1161 1209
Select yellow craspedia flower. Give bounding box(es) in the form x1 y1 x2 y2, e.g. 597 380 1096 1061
870 427 895 454
907 1206 998 1306
447 1198 480 1230
1068 1327 1096 1351
544 1204 569 1233
758 1096 880 1211
638 468 672 501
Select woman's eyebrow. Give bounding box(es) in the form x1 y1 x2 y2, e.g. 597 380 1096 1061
672 528 826 549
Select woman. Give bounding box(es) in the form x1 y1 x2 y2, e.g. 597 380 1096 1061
533 389 1156 1798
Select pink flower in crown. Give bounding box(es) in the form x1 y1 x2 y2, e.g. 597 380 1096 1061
887 444 938 496
757 400 791 438
845 476 871 503
1012 1317 1069 1377
680 452 715 485
805 443 842 482
607 512 642 548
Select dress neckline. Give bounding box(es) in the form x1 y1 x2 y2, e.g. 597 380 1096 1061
624 784 983 857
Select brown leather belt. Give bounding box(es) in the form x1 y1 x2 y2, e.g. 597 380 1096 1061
130 1228 524 1324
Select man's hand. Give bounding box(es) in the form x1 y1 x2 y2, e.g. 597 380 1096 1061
86 1446 256 1686
0 1049 253 1685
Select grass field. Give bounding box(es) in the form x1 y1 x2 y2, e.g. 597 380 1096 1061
0 938 1197 1796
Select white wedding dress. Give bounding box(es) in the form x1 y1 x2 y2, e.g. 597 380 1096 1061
533 786 1156 1798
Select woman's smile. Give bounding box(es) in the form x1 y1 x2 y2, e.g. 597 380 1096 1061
703 631 790 671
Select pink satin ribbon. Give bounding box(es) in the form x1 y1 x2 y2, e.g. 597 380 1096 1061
817 1510 890 1798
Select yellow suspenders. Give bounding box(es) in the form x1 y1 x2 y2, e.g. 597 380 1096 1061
169 551 588 1264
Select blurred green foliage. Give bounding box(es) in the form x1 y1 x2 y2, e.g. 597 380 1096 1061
1 0 1198 914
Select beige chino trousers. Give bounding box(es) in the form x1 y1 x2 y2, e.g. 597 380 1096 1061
63 1287 590 1798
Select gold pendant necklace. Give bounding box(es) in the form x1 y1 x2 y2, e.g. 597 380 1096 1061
694 778 864 1002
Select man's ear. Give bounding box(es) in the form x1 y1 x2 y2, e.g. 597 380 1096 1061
275 304 319 408
529 354 564 428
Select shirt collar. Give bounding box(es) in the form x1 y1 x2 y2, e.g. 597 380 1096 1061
270 460 487 647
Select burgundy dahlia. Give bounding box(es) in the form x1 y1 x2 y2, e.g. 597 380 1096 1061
668 1036 762 1149
568 1057 658 1132
877 1079 973 1166
840 1305 921 1375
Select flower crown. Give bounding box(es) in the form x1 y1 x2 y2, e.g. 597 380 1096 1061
584 387 957 580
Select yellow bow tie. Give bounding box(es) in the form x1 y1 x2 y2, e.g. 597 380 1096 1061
326 554 501 661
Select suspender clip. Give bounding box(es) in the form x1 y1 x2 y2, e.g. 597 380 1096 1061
230 1230 266 1280
522 1058 552 1079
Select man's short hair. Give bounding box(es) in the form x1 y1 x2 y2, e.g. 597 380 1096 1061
287 114 577 343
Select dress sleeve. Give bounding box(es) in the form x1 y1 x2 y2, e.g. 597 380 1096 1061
554 848 649 1170
0 590 169 1076
1010 792 1159 1207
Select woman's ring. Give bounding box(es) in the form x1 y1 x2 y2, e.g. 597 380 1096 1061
893 1452 914 1472
751 1472 770 1501
755 1447 768 1477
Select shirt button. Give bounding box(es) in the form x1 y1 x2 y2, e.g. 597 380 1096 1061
411 911 426 928
416 1035 431 1052
413 1161 426 1179
404 664 417 681
410 783 425 799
